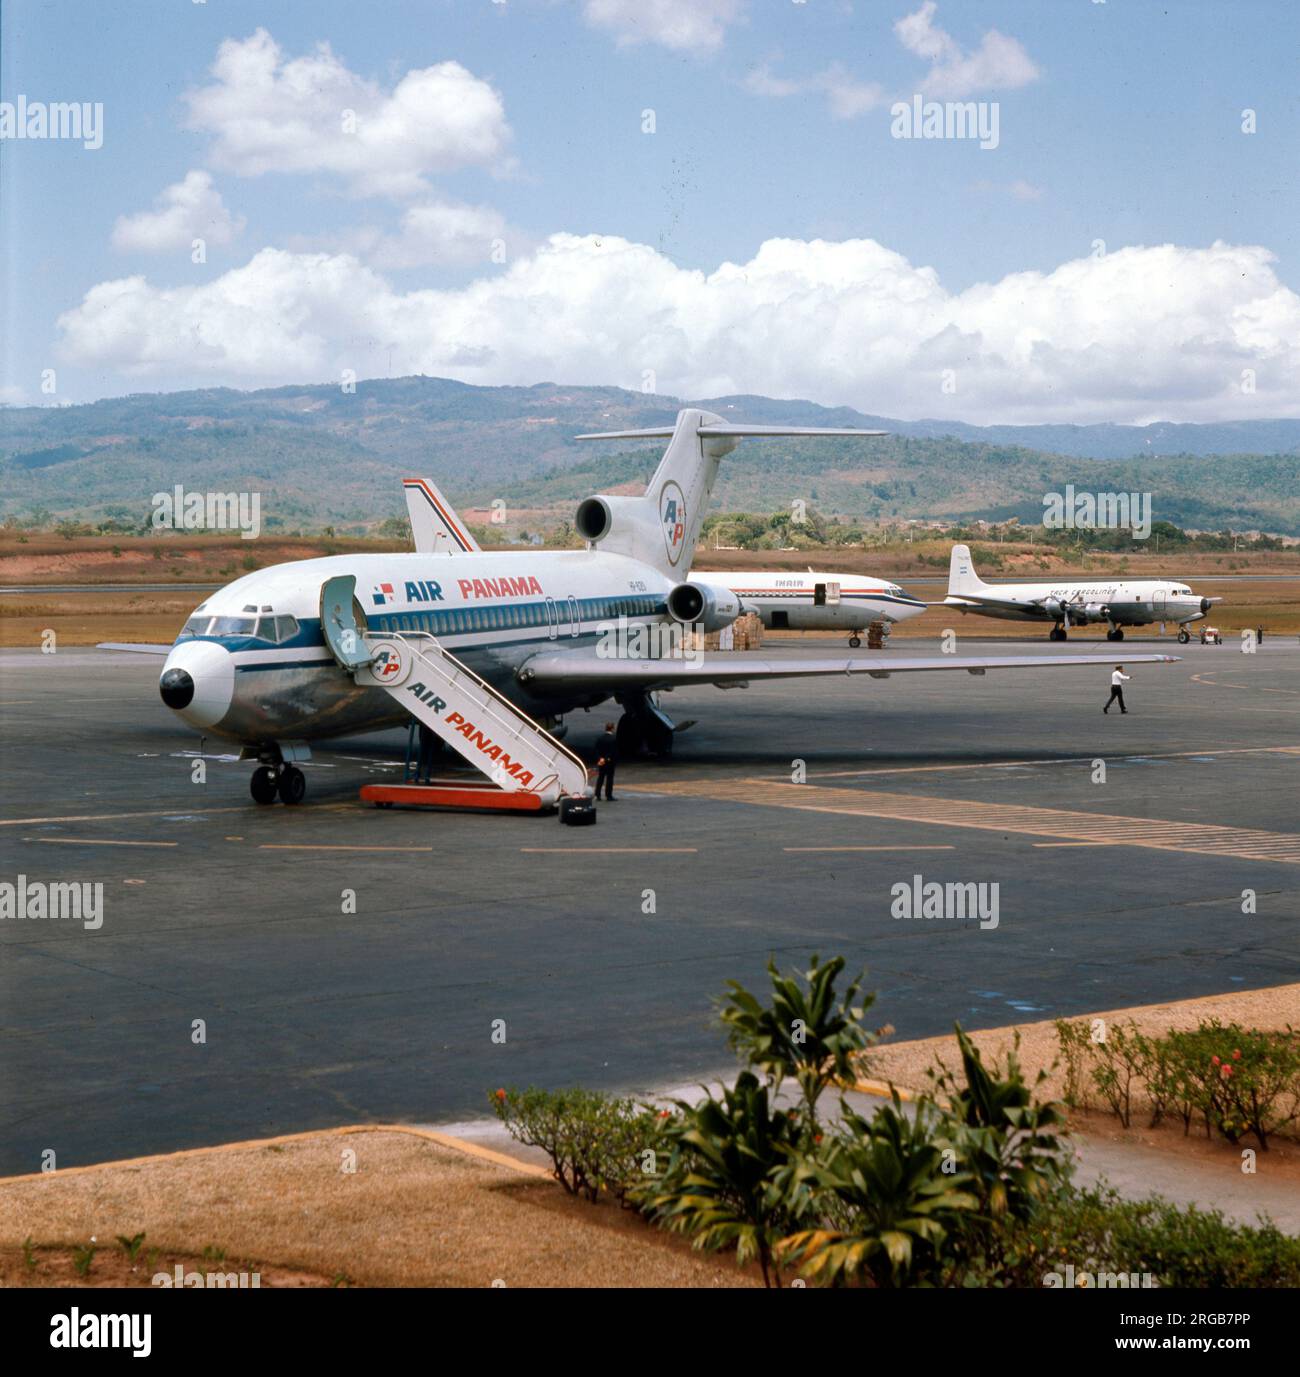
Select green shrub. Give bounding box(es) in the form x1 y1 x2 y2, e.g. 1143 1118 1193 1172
971 1186 1300 1288
490 1086 666 1204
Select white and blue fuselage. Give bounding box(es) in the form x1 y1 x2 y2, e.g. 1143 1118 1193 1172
159 550 674 745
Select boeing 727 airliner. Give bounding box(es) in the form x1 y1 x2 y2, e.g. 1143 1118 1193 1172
107 411 1177 808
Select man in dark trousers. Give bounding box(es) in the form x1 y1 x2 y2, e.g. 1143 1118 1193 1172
594 721 618 800
417 722 439 782
1104 665 1131 714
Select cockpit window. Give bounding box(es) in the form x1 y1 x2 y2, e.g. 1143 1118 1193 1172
209 616 257 636
182 616 213 636
275 615 299 642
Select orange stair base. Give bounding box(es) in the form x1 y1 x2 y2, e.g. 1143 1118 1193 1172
360 780 551 813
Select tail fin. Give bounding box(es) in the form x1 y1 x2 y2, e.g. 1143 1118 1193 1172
403 478 481 555
948 543 986 597
575 411 884 575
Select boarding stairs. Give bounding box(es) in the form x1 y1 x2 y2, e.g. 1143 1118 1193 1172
317 575 593 816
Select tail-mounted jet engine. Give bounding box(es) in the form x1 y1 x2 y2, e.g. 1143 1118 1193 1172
666 580 740 634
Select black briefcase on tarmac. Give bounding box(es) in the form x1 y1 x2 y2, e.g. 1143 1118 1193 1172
559 796 598 826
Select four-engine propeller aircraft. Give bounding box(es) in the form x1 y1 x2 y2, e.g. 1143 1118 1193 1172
110 410 1177 807
943 543 1219 642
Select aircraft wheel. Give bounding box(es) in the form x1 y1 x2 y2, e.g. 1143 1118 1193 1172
250 766 278 805
278 765 307 805
1049 626 1066 642
1110 628 1124 641
848 635 862 648
1178 627 1191 644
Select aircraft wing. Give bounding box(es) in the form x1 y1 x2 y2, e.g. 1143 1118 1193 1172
97 642 173 655
518 649 1179 692
943 593 1041 612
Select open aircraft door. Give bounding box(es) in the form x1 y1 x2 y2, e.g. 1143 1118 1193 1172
320 574 374 671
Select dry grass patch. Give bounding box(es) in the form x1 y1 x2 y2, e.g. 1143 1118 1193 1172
0 1128 755 1289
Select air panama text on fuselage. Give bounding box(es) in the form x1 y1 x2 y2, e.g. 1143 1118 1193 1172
373 574 548 607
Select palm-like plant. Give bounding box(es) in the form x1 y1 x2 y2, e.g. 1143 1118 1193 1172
930 1026 1070 1223
779 1097 978 1287
718 954 875 1129
640 1072 802 1287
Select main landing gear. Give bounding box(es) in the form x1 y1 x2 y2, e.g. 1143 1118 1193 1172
1106 627 1125 642
1177 625 1192 644
848 634 863 649
1049 624 1068 642
615 691 675 759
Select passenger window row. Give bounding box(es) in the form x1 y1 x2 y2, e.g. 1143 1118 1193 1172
380 596 660 637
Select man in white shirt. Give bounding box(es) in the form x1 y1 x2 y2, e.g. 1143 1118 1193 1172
1104 665 1131 715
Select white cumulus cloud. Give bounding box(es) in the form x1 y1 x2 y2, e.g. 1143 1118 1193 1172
743 61 886 120
183 28 512 198
321 199 512 269
111 171 245 254
894 2 1039 98
583 0 744 53
55 235 1300 424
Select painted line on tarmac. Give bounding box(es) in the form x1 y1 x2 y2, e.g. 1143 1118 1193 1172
783 845 956 852
259 843 434 852
803 743 1300 781
632 779 1300 865
0 803 354 827
520 842 699 853
1033 841 1114 848
27 837 178 847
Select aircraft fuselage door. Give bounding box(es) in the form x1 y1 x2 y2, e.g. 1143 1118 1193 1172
545 596 558 640
825 581 841 605
320 574 373 670
1154 588 1167 615
813 582 827 607
567 594 580 637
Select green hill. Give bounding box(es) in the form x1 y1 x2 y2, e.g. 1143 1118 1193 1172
2 377 1297 534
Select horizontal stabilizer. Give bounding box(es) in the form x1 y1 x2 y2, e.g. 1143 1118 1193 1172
576 424 886 440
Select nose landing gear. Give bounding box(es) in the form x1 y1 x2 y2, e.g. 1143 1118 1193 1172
249 763 306 805
245 743 312 805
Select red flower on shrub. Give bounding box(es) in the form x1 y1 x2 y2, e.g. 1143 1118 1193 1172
1211 1055 1221 1067
1220 1063 1233 1079
495 1088 507 1102
1233 1049 1242 1060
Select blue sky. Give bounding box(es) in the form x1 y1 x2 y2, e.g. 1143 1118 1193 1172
3 0 1299 422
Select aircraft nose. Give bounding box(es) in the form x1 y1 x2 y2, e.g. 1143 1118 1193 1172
159 668 194 709
894 596 928 621
158 640 235 729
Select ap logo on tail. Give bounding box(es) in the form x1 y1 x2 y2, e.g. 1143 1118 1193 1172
660 481 687 565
